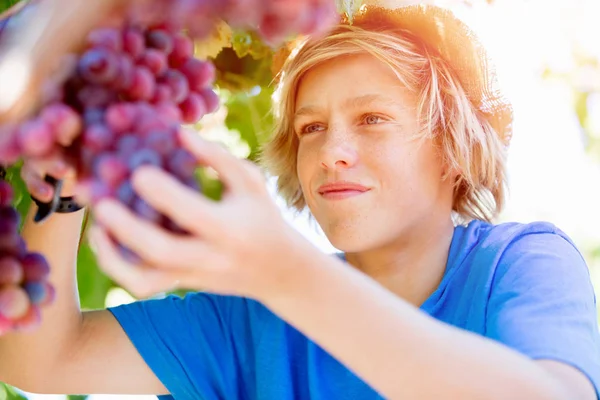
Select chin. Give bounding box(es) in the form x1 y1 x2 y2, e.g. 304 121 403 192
323 226 383 253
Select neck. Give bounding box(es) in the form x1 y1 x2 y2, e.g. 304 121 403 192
344 216 455 307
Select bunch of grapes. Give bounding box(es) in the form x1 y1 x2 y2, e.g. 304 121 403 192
0 180 54 335
54 24 218 204
9 23 220 241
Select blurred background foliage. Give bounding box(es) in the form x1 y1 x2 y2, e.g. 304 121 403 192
1 0 600 399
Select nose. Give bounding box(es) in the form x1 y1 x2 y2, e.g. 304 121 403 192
319 125 358 171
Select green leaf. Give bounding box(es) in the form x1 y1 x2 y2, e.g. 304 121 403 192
4 162 31 229
196 167 223 202
336 0 363 22
574 91 589 132
0 0 21 15
231 31 253 59
224 87 275 161
77 239 115 310
213 47 274 92
0 383 28 400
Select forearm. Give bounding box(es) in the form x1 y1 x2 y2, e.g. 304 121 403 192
0 203 85 389
265 251 569 400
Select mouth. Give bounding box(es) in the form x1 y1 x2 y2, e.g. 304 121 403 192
317 182 370 200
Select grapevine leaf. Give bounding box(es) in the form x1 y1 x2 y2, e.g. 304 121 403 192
336 0 363 21
224 86 274 161
194 20 233 59
213 47 274 92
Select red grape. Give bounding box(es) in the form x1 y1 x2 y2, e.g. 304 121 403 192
23 282 47 305
13 305 42 332
133 197 162 223
168 148 197 177
123 27 146 59
155 103 183 123
40 283 56 307
0 314 12 335
83 124 115 152
0 181 13 207
0 287 30 320
41 104 83 146
169 33 194 67
129 148 162 170
0 125 22 165
145 130 177 156
17 120 54 158
151 84 173 104
139 49 168 76
78 48 120 85
0 207 21 230
94 154 129 189
146 29 174 54
179 58 215 92
83 108 106 125
22 253 50 282
77 85 117 108
127 66 156 101
0 257 23 286
106 103 137 134
113 54 136 91
117 134 143 158
180 92 207 124
116 181 136 205
161 69 189 104
88 28 123 52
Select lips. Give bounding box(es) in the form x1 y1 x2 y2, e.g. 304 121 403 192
317 181 370 199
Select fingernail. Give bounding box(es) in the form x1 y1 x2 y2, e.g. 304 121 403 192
37 184 52 200
51 161 68 176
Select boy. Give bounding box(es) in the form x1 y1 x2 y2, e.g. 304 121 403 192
2 4 599 399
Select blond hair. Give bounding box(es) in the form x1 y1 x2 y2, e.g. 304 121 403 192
260 6 511 223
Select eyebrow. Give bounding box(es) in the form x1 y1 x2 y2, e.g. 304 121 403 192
294 94 401 119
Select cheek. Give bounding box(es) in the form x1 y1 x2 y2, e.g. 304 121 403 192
296 144 313 191
374 145 440 199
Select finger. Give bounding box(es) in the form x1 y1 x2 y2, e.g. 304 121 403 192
21 164 54 202
179 129 264 195
26 150 75 180
41 151 75 180
88 226 183 299
131 166 219 237
93 199 208 267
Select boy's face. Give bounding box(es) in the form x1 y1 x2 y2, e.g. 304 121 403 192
294 53 455 252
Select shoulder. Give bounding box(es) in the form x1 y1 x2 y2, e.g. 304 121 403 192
109 291 275 337
455 219 587 269
456 219 578 252
449 219 594 301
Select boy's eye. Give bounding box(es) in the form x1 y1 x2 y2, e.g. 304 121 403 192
364 114 384 125
298 123 324 135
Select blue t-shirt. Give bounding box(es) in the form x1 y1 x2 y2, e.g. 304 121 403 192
108 220 600 399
